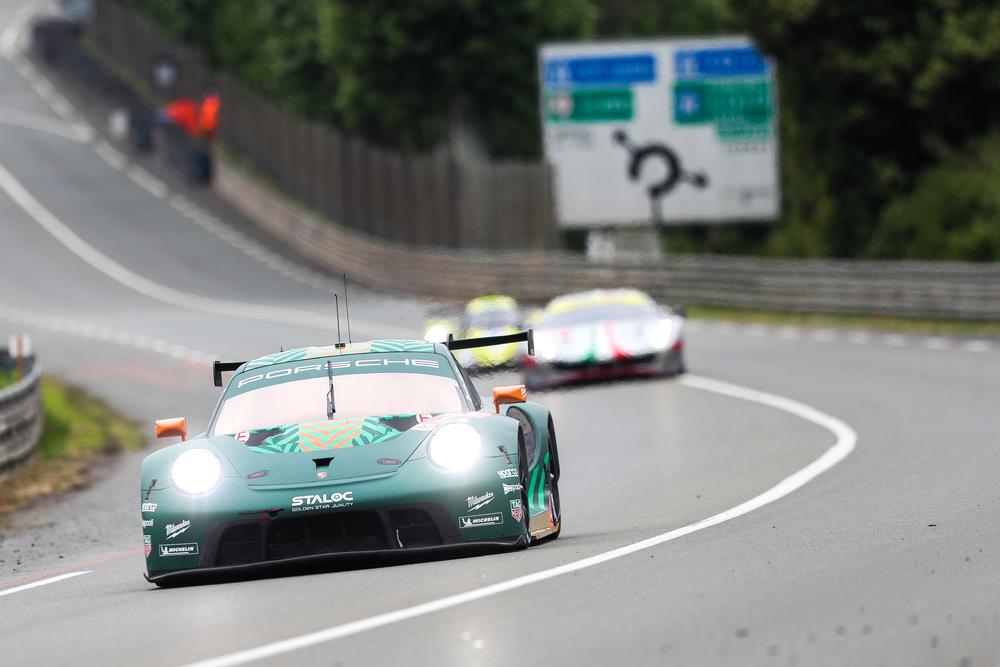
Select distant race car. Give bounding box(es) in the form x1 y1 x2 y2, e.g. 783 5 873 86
524 288 685 389
141 333 561 586
424 295 526 371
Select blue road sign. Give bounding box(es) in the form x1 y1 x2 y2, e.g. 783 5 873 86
544 54 656 88
674 47 767 79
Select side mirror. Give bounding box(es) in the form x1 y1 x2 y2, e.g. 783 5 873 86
674 304 688 318
492 385 527 414
155 417 188 441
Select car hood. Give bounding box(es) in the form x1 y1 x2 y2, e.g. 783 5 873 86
210 415 440 486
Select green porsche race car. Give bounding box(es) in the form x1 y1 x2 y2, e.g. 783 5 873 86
141 333 561 586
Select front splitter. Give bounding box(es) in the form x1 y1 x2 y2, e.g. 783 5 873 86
145 536 527 587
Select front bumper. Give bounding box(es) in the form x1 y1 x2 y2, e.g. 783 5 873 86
142 456 526 582
524 348 684 389
146 535 526 587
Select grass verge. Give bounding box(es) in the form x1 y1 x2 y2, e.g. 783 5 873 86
688 305 1000 337
0 378 144 516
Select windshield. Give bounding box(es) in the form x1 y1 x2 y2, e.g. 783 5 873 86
466 309 520 330
539 303 660 328
212 351 466 435
213 372 465 435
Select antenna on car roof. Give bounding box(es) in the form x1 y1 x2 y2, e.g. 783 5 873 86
334 293 346 348
343 274 352 344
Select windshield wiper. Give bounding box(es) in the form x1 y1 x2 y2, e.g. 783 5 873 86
326 360 336 419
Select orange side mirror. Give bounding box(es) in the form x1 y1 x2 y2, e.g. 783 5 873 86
492 385 527 413
155 417 188 441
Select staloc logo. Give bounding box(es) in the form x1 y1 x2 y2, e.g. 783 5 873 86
291 491 354 512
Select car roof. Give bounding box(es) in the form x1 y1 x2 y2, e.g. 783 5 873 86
465 294 518 315
243 339 441 372
545 288 653 314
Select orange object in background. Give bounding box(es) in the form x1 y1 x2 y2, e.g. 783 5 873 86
162 97 199 137
198 92 220 139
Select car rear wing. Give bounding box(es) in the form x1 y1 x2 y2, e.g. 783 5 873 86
213 360 246 387
447 329 534 356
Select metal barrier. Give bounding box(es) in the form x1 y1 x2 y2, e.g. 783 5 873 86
0 353 43 481
216 157 1000 319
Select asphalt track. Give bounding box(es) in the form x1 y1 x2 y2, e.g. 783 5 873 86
1 3 999 666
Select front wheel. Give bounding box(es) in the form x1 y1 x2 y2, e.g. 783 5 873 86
541 472 561 541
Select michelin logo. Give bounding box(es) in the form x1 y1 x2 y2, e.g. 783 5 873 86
459 512 504 529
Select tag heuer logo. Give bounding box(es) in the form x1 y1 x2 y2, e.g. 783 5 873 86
459 512 504 529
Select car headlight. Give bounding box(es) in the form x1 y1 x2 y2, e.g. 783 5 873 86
647 318 675 350
534 333 559 361
171 448 223 494
426 423 481 470
424 325 450 344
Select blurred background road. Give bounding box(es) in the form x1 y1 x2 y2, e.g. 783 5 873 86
1 1 999 666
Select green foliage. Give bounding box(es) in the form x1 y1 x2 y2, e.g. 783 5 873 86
37 378 144 457
735 0 1000 258
865 133 1000 261
326 0 596 156
594 0 736 36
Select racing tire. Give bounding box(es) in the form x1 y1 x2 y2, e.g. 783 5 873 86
539 469 561 542
517 428 533 545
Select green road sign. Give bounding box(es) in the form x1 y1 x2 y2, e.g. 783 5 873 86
673 79 773 142
545 88 633 123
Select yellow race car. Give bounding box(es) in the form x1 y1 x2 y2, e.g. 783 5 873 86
424 295 526 372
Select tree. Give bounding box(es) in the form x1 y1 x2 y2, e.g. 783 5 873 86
736 0 1000 257
325 0 596 156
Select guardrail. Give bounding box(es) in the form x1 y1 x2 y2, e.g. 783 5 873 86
0 353 43 482
216 158 1000 319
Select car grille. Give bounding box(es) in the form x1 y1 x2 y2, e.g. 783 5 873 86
214 508 443 567
552 353 655 371
268 512 388 560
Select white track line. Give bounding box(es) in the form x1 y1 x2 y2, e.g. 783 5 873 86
921 336 952 350
0 159 404 335
125 165 168 199
180 373 857 667
0 106 86 142
0 571 90 598
93 140 126 170
964 340 992 353
0 303 217 365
